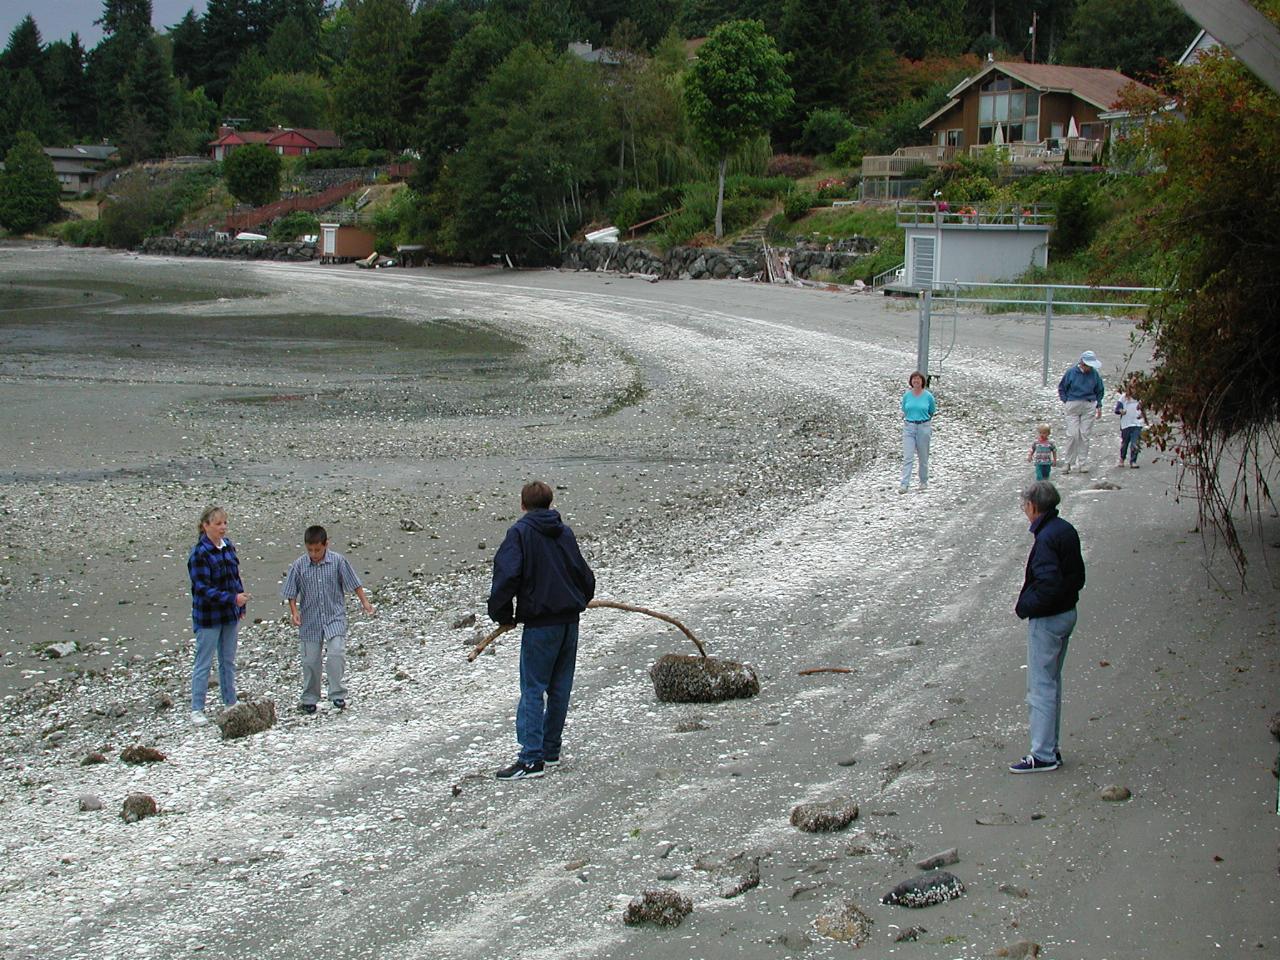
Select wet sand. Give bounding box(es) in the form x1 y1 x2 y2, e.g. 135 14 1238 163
0 246 1276 960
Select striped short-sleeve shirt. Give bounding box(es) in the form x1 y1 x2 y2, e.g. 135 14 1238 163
280 549 362 641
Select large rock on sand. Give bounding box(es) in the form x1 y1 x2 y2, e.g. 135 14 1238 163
215 699 277 740
623 889 693 927
649 654 759 703
812 898 874 944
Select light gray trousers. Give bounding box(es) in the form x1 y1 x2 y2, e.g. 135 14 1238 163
300 634 347 705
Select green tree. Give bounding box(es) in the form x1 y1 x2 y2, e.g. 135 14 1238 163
265 11 320 73
0 70 59 153
683 19 793 238
223 142 281 205
434 43 609 260
97 0 154 40
118 36 176 161
0 131 61 233
169 9 205 85
396 6 455 133
262 71 331 128
878 0 969 59
200 0 256 103
334 0 413 149
44 35 95 140
1060 0 1194 77
677 0 780 37
2 15 44 75
222 48 272 129
167 83 219 154
1116 51 1280 575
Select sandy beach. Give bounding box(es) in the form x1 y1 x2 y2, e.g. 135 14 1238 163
0 245 1275 960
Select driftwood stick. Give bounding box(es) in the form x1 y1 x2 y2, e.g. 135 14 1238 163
586 599 707 658
797 667 857 676
467 622 516 663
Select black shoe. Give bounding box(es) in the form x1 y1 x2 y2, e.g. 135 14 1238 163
544 755 560 767
298 704 317 715
332 699 346 711
1009 754 1061 774
1056 749 1063 766
495 760 544 780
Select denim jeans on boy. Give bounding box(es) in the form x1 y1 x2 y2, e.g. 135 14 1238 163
1120 425 1142 464
900 421 932 488
299 634 347 706
192 620 239 711
1025 608 1076 762
1034 463 1052 481
517 623 578 764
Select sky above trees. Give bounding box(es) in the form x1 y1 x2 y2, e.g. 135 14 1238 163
0 1 207 48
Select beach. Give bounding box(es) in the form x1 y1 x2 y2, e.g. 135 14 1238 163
0 245 1276 959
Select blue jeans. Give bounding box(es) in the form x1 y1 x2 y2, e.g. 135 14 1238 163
517 623 578 764
900 422 932 488
1034 463 1052 481
1120 426 1142 464
1026 608 1076 762
192 620 239 711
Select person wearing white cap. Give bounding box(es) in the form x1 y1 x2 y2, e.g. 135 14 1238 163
1056 351 1104 473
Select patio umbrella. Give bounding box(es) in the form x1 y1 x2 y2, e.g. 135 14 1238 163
1067 116 1079 139
993 122 1004 145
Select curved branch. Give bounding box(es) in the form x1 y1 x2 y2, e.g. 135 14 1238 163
466 622 516 663
798 667 856 676
586 599 707 658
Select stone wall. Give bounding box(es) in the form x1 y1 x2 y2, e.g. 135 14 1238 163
140 236 317 261
562 240 877 281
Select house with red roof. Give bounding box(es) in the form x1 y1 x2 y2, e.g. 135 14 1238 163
209 126 343 161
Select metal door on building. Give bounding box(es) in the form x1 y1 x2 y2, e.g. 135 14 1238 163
910 235 936 288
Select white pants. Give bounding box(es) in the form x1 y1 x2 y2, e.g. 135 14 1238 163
1061 401 1097 468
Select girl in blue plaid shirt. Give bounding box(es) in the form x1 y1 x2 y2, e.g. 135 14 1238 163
187 506 251 726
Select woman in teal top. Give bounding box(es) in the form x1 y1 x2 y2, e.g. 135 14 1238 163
899 371 937 493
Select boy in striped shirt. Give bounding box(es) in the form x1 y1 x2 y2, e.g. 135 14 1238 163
281 525 375 714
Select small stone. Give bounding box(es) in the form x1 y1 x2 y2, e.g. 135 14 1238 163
215 699 276 740
656 870 680 881
995 939 1042 958
399 518 423 532
811 897 873 945
836 756 858 767
120 745 166 764
622 889 692 927
451 613 476 629
77 794 103 812
80 752 107 766
895 926 927 942
880 870 965 908
791 798 859 833
564 859 587 871
1267 711 1279 740
121 793 158 823
649 654 759 703
673 719 708 733
654 841 677 859
151 692 174 712
1099 785 1132 802
999 883 1030 899
717 858 760 899
44 641 77 659
914 847 959 871
394 669 410 681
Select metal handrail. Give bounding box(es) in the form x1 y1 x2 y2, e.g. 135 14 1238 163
872 262 905 288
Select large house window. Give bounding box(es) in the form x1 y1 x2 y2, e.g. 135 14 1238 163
945 128 963 147
977 75 1040 144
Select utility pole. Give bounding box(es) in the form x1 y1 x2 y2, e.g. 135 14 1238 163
1030 11 1038 63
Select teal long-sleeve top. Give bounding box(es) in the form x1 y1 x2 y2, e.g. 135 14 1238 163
901 389 936 422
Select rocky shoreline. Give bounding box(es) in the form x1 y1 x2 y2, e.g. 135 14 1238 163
140 236 318 261
561 238 877 281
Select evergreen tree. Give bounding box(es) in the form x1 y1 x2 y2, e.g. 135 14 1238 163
201 0 255 103
223 141 280 205
1060 0 1194 77
222 48 273 128
877 0 969 59
97 0 154 40
1 15 44 76
677 0 780 37
334 0 413 150
0 70 59 153
43 40 91 141
262 72 330 127
396 6 455 132
170 9 205 85
118 35 175 160
265 12 319 73
167 82 219 154
0 131 62 233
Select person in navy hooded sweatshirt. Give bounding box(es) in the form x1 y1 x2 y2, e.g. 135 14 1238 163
488 481 595 780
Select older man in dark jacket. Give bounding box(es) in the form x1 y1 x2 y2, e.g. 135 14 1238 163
488 480 595 780
1011 480 1085 773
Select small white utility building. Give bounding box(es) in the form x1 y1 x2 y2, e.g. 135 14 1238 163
898 201 1052 288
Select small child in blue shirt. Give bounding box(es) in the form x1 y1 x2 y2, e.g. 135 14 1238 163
280 525 374 714
1027 423 1057 480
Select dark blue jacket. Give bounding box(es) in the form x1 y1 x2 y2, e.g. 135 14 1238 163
1057 365 1104 407
188 534 245 630
1015 510 1085 619
488 509 595 627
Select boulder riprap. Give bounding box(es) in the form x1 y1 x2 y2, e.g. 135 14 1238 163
1099 785 1132 802
791 798 859 833
622 889 693 927
120 745 166 764
811 898 873 945
216 700 277 740
649 654 759 703
121 793 158 823
881 870 965 907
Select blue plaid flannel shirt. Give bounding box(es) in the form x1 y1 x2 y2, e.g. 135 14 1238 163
188 534 245 630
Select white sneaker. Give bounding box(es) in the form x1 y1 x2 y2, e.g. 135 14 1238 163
919 483 928 492
898 485 908 495
190 711 208 727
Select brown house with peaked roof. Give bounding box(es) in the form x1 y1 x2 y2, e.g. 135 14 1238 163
209 126 343 161
862 61 1156 180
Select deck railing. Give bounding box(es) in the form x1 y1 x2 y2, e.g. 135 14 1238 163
896 200 1054 228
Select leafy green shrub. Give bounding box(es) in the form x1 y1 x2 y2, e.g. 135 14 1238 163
1050 176 1100 256
724 175 792 199
799 108 856 156
295 147 391 171
814 177 855 200
269 210 321 242
655 180 768 246
785 191 819 220
55 219 106 246
609 187 679 231
766 154 818 178
764 212 790 243
224 144 281 206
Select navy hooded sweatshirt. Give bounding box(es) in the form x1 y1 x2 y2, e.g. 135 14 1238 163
488 509 595 627
1015 509 1085 620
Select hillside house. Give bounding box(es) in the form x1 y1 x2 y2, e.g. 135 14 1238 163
862 62 1155 180
42 144 119 196
209 126 343 161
